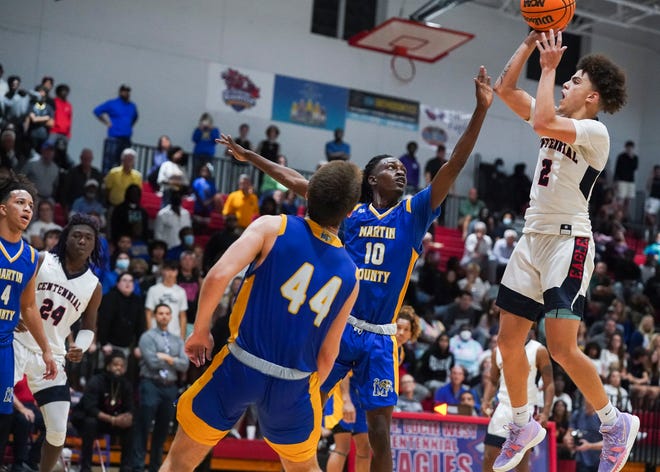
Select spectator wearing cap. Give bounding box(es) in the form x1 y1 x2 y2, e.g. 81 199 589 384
59 148 103 212
93 84 139 173
103 148 142 207
191 162 221 221
492 228 518 282
70 179 107 227
22 141 59 200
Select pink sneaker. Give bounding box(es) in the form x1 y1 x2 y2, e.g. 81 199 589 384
493 420 546 472
598 412 640 472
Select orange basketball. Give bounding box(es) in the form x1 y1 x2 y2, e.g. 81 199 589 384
520 0 576 32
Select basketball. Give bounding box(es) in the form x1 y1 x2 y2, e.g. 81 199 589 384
520 0 576 32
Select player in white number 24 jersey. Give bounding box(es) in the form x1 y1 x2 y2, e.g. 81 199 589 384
14 214 103 472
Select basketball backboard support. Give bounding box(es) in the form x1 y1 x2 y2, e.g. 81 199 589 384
347 17 475 64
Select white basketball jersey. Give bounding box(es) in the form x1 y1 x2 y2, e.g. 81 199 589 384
495 339 542 408
523 99 610 237
15 252 99 356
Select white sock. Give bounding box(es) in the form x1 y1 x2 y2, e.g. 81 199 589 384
597 402 618 426
512 406 530 427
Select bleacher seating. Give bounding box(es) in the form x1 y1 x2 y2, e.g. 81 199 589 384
434 226 464 271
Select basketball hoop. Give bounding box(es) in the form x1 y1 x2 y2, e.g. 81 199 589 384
390 46 416 83
348 18 474 82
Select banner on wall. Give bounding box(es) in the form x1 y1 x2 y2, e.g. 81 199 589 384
205 63 274 119
419 105 473 150
390 412 554 472
271 75 348 131
347 90 419 130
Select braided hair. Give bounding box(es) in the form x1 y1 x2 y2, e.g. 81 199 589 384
50 213 103 268
359 155 391 203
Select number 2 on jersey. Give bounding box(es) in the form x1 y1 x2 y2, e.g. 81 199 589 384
538 158 552 186
40 298 66 326
280 263 342 327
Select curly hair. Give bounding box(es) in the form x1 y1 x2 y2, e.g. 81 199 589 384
577 54 627 114
397 305 422 342
0 172 37 204
51 213 103 268
359 155 391 203
307 161 361 227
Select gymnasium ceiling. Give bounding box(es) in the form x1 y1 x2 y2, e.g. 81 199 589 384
410 0 660 53
474 0 660 52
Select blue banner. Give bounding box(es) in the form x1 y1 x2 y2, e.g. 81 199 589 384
272 75 348 130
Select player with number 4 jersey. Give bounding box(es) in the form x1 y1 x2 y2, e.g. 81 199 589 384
13 214 103 472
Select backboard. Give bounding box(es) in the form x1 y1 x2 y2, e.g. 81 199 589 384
347 17 475 63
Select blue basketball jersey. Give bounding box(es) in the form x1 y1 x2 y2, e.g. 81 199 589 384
343 186 440 325
230 215 357 373
0 238 37 347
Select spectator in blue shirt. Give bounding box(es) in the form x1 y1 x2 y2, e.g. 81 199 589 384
191 112 220 173
325 127 350 161
93 84 139 173
191 163 219 219
434 365 472 407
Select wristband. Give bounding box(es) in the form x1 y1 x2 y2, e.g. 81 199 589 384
74 329 95 353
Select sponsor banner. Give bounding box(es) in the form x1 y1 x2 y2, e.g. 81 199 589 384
347 90 419 130
391 412 554 472
271 75 348 131
419 105 473 149
206 63 274 119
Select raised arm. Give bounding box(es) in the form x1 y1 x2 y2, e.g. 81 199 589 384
186 215 281 366
219 135 309 198
429 66 493 209
532 30 576 143
493 32 540 120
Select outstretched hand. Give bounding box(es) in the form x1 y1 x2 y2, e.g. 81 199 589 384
474 65 494 109
536 29 567 71
216 134 248 162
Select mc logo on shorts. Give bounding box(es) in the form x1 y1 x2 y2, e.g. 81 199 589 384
372 378 394 397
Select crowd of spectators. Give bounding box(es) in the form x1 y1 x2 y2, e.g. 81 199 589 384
1 65 659 470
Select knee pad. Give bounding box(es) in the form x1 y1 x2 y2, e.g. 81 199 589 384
41 401 70 447
46 429 67 447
